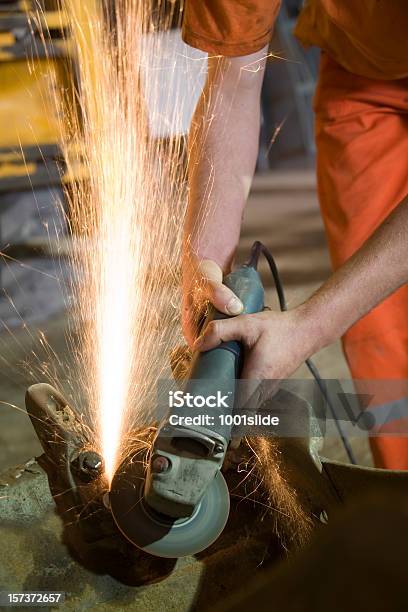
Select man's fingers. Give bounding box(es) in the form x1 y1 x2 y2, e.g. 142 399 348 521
193 316 256 352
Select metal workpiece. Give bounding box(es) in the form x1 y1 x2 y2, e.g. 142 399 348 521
24 383 109 510
0 450 285 605
71 449 105 483
23 383 177 584
25 383 92 468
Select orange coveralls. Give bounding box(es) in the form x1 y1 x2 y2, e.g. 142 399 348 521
182 1 408 469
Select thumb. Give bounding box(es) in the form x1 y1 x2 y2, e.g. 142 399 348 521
198 260 243 316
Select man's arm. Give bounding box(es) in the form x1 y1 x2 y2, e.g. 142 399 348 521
183 47 268 345
193 198 408 380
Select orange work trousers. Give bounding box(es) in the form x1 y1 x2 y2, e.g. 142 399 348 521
314 53 408 469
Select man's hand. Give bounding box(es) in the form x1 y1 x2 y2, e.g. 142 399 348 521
192 307 318 381
182 257 244 347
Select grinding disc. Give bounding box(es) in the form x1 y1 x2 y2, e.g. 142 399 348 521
110 457 230 558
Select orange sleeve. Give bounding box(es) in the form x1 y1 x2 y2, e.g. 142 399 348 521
182 0 281 57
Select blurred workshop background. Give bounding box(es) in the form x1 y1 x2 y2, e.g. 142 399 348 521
0 0 371 473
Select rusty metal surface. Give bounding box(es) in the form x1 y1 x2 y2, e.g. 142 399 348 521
1 448 407 610
0 456 285 611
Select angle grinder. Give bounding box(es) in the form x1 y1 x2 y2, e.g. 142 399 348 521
109 250 265 558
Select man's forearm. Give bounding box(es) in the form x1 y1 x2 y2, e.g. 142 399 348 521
184 48 267 272
302 197 408 352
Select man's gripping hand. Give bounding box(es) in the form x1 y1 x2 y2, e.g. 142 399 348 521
192 307 318 381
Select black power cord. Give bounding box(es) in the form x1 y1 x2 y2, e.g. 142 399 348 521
246 240 357 465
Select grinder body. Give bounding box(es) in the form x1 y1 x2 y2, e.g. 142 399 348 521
144 265 264 522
